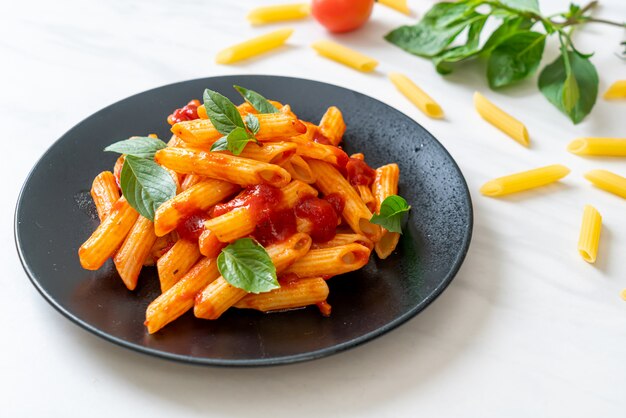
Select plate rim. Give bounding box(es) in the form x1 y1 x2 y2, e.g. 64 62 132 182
14 74 474 367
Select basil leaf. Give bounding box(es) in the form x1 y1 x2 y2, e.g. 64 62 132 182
210 136 229 152
499 0 540 14
120 155 176 221
370 195 411 234
487 31 546 88
203 88 245 135
217 238 279 294
538 50 598 124
226 126 255 155
233 85 279 114
104 137 167 159
433 15 487 74
481 17 534 54
245 113 260 135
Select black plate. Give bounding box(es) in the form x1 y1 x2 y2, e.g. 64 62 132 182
15 75 472 366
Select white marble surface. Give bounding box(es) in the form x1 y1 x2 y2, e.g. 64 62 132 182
2 0 626 416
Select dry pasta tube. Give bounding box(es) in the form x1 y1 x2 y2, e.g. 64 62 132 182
389 73 443 118
283 243 371 278
567 137 626 157
577 205 602 264
474 92 529 147
480 164 570 197
194 233 312 320
311 40 378 72
234 277 329 312
378 0 410 14
247 3 310 25
91 171 120 221
584 170 626 199
318 106 346 146
113 216 157 290
216 28 294 64
78 197 139 270
145 257 221 334
603 80 626 100
157 239 202 292
281 155 316 184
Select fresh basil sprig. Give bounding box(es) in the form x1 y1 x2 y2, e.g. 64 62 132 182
104 137 167 159
217 238 279 294
234 85 279 114
370 195 411 234
385 0 625 124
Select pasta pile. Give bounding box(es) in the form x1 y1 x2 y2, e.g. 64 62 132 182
79 94 404 334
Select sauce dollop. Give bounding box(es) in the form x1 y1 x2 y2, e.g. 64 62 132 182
176 211 210 241
324 193 345 216
295 197 338 242
346 157 376 186
253 208 297 246
211 184 282 219
167 99 201 125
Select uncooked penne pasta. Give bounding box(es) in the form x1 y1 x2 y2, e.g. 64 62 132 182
318 106 346 146
389 72 443 119
567 137 626 157
247 3 310 25
78 197 139 270
157 239 202 292
216 28 294 64
603 80 626 100
584 169 626 199
91 171 120 221
154 179 239 237
308 159 381 241
474 92 529 147
155 147 292 187
283 243 371 278
480 164 570 197
378 0 410 14
281 155 316 184
234 277 329 312
311 40 378 72
113 216 157 290
372 163 400 259
194 233 312 320
577 205 602 264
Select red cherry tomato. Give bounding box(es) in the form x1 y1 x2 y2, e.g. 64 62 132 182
312 0 374 33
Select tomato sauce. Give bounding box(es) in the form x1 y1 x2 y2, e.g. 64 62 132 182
176 211 210 241
253 208 297 246
324 193 345 216
346 157 376 186
295 197 338 242
313 130 332 145
211 184 282 219
167 99 200 125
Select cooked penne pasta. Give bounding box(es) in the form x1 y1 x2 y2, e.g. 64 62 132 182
294 140 348 167
318 106 346 146
144 234 175 266
113 216 157 290
155 147 292 187
567 137 626 157
197 105 208 119
378 0 410 14
198 229 225 258
157 239 202 292
311 40 378 72
216 28 294 64
247 3 310 25
233 141 297 165
78 197 139 270
584 169 626 199
480 164 570 197
311 233 373 251
281 155 316 184
474 92 529 147
154 179 239 236
372 163 401 259
577 205 602 264
180 174 205 191
308 159 381 241
234 277 329 312
603 80 626 100
91 171 120 221
389 72 443 119
356 185 376 211
283 243 370 277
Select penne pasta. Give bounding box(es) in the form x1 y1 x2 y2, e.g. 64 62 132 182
480 164 570 197
78 197 139 270
389 72 444 119
378 0 410 14
113 216 157 290
474 91 529 147
234 277 329 312
157 239 202 292
91 171 120 221
293 140 348 167
247 3 310 25
228 141 297 165
283 243 371 278
584 169 626 199
372 163 401 259
603 80 626 100
311 40 378 72
281 155 316 184
155 147 292 187
356 184 376 211
180 174 205 191
198 229 225 258
318 106 346 146
311 233 373 251
577 205 602 264
144 234 175 266
567 137 626 157
216 28 294 64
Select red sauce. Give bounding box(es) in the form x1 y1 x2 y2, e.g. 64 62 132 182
313 130 332 145
176 211 210 241
324 193 345 216
167 99 200 125
295 197 338 242
316 301 332 316
346 157 376 186
211 184 282 218
253 208 297 246
335 148 349 170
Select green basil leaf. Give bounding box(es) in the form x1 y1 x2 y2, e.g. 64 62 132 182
562 71 580 112
119 155 176 221
245 113 260 135
104 137 167 159
487 31 546 88
433 15 487 74
226 126 255 155
210 136 229 152
499 0 540 14
481 17 534 55
538 50 599 124
217 238 278 294
203 88 245 135
370 195 411 234
233 85 279 114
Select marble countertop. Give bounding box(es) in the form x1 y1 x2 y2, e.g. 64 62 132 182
2 0 625 416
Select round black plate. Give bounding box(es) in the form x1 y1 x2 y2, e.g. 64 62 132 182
15 75 472 366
